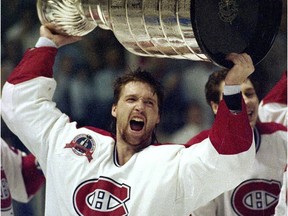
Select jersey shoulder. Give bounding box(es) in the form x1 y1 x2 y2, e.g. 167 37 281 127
256 122 287 135
185 129 210 147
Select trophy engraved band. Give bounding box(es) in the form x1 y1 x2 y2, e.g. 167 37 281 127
37 0 282 68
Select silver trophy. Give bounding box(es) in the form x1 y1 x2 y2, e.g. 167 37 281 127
37 0 282 68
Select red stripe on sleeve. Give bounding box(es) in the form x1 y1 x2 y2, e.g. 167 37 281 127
209 98 253 154
7 47 58 85
185 130 210 147
21 154 45 198
256 122 287 134
262 71 287 105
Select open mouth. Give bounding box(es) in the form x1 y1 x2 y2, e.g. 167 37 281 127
130 118 144 131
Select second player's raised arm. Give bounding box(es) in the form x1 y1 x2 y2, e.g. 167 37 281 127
177 53 256 213
178 100 255 212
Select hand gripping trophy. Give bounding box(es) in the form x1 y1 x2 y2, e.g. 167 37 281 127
37 0 282 68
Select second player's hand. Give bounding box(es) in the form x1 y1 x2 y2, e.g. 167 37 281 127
40 25 82 48
225 53 255 85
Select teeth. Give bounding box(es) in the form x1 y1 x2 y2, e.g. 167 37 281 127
132 118 144 122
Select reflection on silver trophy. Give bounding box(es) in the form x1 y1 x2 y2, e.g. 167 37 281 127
37 0 282 67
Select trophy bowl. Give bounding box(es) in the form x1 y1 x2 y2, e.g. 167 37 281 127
37 0 97 36
37 0 282 68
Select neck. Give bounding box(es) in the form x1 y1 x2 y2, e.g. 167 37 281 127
115 137 152 165
115 143 137 165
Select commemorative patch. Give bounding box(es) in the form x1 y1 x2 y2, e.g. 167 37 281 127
65 134 96 162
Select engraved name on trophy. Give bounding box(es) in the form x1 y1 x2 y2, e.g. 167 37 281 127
37 0 282 68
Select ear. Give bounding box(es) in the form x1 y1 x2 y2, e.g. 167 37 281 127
210 101 219 115
111 104 117 117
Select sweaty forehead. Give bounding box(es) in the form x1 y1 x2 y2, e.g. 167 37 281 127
121 81 157 98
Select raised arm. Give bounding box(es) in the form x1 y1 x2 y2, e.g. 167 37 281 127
225 53 254 85
209 53 255 154
1 26 82 169
180 53 256 212
39 25 82 48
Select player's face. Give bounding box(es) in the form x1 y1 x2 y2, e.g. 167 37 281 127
214 80 259 128
241 79 259 128
111 81 160 148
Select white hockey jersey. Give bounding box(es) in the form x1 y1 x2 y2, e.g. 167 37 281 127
257 71 287 216
258 71 287 127
1 138 45 215
2 47 255 216
191 121 287 216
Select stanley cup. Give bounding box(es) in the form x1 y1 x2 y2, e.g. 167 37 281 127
37 0 282 68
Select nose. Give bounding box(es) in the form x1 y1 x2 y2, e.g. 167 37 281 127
135 100 145 111
242 95 255 111
242 94 250 104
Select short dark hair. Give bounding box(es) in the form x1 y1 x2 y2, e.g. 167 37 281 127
205 69 228 106
111 68 164 144
113 67 164 116
205 69 259 106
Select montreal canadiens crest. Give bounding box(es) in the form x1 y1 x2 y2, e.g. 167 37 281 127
65 134 96 162
231 179 281 215
1 167 13 212
73 176 130 215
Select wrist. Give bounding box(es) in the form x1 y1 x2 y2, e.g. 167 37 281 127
35 37 57 48
223 85 241 96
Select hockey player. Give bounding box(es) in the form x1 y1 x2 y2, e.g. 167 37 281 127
258 71 287 127
258 71 287 216
1 138 45 215
2 25 255 215
189 69 287 216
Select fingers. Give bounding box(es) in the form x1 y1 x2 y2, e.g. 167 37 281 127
40 25 53 39
224 52 255 85
241 53 252 64
39 25 82 48
226 53 252 65
226 52 254 73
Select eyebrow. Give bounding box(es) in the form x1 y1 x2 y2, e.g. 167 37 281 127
243 87 255 91
124 94 157 102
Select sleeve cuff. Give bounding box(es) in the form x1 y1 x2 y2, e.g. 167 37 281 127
35 37 57 48
223 93 242 112
223 85 241 96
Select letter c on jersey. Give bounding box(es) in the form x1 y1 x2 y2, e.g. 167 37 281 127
73 176 131 215
231 179 281 215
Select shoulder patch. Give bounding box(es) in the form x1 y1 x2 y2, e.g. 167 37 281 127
65 134 96 162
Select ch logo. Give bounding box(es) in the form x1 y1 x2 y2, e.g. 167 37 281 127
1 167 12 212
73 176 130 215
231 179 281 215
